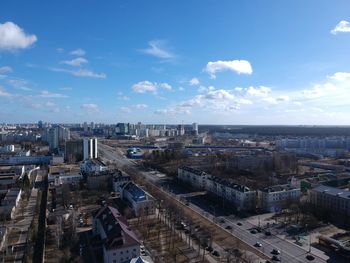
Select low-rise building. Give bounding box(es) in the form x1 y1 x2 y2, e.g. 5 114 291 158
177 166 256 211
118 182 156 216
113 171 131 193
308 185 350 218
0 226 7 255
206 176 256 211
93 206 140 263
0 188 21 219
80 159 108 175
177 166 208 190
258 184 301 212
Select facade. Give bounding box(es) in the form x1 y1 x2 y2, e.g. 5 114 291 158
118 182 156 216
83 138 98 160
55 173 83 185
192 123 198 136
93 206 140 263
258 184 301 212
113 171 131 192
177 166 208 190
177 166 256 211
65 139 84 163
308 185 350 218
0 188 22 219
206 176 256 211
80 159 107 174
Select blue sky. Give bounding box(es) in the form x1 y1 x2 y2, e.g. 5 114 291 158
1 0 350 124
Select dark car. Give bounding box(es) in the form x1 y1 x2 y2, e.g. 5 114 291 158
205 246 213 252
265 231 272 236
254 242 262 247
306 255 315 261
271 255 281 261
220 219 225 223
225 225 232 230
212 250 220 257
271 249 281 255
250 229 258 234
237 222 242 226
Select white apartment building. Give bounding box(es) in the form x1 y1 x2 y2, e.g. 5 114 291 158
206 176 256 211
177 166 208 190
83 138 98 160
258 184 301 212
178 166 256 211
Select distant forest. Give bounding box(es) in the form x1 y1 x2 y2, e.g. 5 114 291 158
200 125 350 136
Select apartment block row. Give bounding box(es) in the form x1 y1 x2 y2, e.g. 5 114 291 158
308 185 350 220
178 166 301 212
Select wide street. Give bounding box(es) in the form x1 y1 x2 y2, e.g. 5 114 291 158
98 142 329 263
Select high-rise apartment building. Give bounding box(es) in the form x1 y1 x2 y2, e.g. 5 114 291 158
83 138 98 160
65 139 84 163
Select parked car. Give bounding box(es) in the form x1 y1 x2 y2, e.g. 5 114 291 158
254 242 262 247
271 255 281 261
271 249 281 255
212 250 220 257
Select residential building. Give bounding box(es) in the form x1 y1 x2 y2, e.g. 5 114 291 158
80 159 107 174
83 137 98 160
206 176 257 211
192 123 198 136
177 166 256 211
258 184 301 212
113 171 131 192
308 185 350 218
93 206 140 263
177 166 208 190
65 139 84 163
118 182 156 216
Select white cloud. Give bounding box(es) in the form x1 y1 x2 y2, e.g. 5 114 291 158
159 83 172 90
120 106 131 113
302 82 336 99
132 81 172 94
134 104 148 109
81 103 99 112
140 40 175 59
331 20 350 34
328 72 350 81
0 86 11 97
0 22 37 50
7 79 31 91
204 60 253 78
51 68 106 79
40 90 67 98
0 66 13 74
132 81 157 93
277 95 289 102
189 77 200 86
178 87 184 91
56 48 64 53
246 86 271 97
61 57 88 67
70 48 86 56
262 97 278 104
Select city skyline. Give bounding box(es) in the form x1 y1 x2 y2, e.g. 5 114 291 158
1 0 350 125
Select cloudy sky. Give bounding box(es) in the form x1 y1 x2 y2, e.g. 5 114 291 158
1 0 350 125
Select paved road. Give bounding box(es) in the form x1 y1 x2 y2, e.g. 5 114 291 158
99 143 327 263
